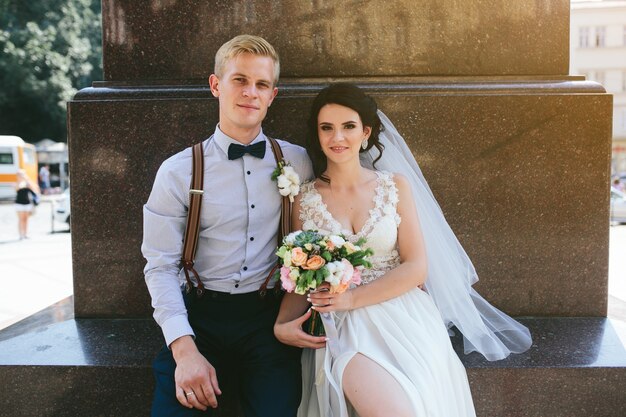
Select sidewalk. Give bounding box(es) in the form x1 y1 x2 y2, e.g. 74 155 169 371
0 198 72 330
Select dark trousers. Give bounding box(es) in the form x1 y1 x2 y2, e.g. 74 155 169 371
151 290 302 417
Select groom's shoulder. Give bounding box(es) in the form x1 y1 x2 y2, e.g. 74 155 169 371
273 138 308 160
273 139 312 178
268 138 312 181
158 145 192 175
160 135 211 173
152 140 204 186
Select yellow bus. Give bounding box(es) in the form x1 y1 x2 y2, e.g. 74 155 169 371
0 135 38 199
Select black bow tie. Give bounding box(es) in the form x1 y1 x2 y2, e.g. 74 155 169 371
227 141 266 160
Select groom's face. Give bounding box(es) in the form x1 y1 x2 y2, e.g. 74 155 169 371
209 53 278 142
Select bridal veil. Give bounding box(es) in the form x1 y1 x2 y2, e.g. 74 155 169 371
359 111 532 361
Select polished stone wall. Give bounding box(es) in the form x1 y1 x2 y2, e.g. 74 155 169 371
68 80 612 318
102 0 570 81
68 0 611 320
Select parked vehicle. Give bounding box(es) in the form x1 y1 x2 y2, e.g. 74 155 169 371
0 135 38 199
53 188 71 226
611 187 626 224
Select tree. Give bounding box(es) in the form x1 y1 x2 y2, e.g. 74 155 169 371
0 0 102 143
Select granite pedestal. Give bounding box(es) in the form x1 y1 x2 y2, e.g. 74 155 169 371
1 0 624 415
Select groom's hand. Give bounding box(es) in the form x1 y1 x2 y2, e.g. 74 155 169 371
171 336 221 410
274 308 327 349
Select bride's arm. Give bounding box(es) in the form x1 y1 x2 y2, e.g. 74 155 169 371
309 174 427 312
274 193 327 348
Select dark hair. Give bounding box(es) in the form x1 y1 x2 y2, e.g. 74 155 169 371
306 83 384 178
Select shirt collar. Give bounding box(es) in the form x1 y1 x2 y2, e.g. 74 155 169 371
213 125 266 157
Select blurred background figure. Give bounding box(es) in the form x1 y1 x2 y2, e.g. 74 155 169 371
39 164 51 195
613 176 625 193
14 169 39 239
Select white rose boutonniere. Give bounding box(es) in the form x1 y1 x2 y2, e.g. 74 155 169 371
272 160 300 203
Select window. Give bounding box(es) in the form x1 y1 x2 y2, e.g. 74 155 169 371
579 27 590 47
0 153 13 165
22 148 35 164
595 26 606 47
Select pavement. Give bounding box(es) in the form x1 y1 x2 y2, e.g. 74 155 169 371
0 197 72 330
0 197 625 332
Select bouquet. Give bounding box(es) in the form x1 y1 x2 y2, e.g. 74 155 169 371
275 230 373 336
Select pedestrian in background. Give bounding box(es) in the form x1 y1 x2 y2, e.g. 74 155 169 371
39 165 51 195
15 169 39 240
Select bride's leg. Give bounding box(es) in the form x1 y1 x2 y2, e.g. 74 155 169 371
342 353 414 417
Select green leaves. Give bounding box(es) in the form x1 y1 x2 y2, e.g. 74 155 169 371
0 0 102 142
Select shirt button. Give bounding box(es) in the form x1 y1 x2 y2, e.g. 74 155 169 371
235 283 239 288
250 237 254 241
247 171 251 175
251 204 255 209
243 266 248 271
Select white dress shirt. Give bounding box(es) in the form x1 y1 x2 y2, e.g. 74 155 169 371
142 126 313 346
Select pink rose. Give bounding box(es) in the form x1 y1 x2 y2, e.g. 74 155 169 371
351 267 362 286
280 266 296 292
340 259 354 284
291 247 308 267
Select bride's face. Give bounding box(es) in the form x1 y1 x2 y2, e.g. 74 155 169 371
317 103 371 166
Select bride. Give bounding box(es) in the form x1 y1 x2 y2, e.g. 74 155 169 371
274 83 532 417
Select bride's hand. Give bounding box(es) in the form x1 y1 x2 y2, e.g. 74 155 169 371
308 285 354 313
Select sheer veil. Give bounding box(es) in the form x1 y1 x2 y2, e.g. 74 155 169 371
360 111 532 361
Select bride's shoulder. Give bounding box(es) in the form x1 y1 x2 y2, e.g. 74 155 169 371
297 180 321 205
375 170 406 188
386 172 413 206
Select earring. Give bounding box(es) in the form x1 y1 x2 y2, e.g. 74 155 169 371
361 139 368 150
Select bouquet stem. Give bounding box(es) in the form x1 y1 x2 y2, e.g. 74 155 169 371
304 309 326 336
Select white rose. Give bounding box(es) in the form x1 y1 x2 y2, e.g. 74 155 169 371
328 235 346 247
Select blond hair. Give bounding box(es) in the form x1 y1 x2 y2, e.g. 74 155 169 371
214 35 280 85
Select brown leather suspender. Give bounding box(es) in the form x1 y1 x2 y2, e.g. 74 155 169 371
180 138 290 297
259 138 291 297
181 142 206 296
268 138 291 246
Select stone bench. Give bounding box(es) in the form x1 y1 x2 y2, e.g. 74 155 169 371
1 298 624 416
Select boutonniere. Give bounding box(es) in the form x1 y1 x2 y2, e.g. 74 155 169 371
272 160 300 203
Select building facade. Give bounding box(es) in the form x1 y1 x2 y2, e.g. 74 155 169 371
571 0 626 175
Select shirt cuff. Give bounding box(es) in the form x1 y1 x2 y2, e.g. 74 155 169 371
161 314 195 348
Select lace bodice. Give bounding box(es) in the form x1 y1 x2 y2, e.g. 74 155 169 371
299 171 402 284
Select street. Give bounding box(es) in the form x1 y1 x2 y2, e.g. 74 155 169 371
0 198 625 330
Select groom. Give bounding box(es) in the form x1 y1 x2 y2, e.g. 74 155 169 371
142 35 314 416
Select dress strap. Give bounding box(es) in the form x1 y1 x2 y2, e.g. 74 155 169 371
377 171 402 226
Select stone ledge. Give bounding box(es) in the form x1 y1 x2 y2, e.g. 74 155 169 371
74 78 606 101
0 317 624 416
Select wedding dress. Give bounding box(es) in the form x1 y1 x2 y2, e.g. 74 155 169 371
297 171 477 417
